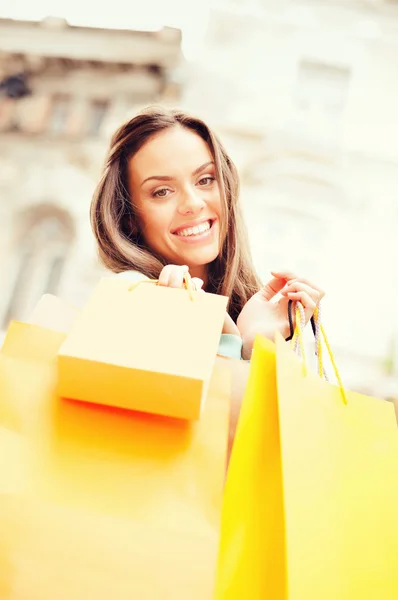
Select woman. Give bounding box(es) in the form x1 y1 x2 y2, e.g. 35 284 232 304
91 106 324 360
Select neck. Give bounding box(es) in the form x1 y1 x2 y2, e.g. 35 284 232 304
188 264 208 287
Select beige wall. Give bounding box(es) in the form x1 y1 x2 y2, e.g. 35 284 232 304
181 0 398 394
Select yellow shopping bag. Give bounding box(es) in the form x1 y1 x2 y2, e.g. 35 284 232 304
275 334 398 599
215 313 398 599
0 320 230 600
214 336 285 599
57 276 228 420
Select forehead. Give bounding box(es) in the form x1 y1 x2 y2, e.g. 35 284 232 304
128 126 213 180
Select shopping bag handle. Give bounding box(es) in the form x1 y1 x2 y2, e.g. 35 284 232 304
287 300 322 375
286 300 316 341
288 300 348 405
128 272 196 301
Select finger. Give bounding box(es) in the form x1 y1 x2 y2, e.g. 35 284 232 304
168 266 189 289
158 264 187 287
282 277 325 299
275 271 324 296
281 281 321 304
271 270 297 282
272 270 325 295
191 278 204 291
261 277 288 301
158 268 170 287
158 264 175 287
286 291 316 315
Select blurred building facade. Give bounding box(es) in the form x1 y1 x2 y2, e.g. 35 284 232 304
0 17 182 327
0 2 397 399
181 0 398 397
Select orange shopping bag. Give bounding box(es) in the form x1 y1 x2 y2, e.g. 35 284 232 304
0 320 230 600
57 276 228 420
215 306 398 599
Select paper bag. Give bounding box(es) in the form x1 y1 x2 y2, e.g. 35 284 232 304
215 335 398 599
275 334 398 598
0 321 231 599
57 277 228 420
214 337 284 599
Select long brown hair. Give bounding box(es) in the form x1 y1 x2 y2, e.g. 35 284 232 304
90 106 262 322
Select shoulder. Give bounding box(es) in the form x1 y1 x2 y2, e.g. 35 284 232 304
108 270 150 283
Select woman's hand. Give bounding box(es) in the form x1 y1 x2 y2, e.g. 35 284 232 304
158 264 202 290
158 265 241 337
237 270 325 360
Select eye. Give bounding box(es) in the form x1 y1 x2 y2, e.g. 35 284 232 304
198 176 215 187
153 187 172 198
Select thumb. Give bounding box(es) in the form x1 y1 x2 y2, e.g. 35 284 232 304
191 277 204 292
261 276 287 301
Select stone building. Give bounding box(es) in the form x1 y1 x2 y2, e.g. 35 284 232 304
0 16 182 333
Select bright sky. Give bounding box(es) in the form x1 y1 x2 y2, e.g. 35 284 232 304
0 0 213 59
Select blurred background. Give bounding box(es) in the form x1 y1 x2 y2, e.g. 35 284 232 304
0 0 397 399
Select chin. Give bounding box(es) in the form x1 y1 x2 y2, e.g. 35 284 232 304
183 247 220 268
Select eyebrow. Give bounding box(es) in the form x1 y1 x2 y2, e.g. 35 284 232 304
140 161 215 188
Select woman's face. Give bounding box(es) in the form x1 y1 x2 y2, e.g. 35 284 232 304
127 126 222 280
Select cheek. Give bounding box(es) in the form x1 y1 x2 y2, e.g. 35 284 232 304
141 206 172 237
209 188 222 217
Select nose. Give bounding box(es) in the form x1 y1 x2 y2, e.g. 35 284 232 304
178 185 206 216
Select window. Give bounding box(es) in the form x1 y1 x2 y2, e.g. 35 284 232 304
49 95 70 135
296 60 350 115
0 97 16 131
3 207 74 328
0 73 31 99
293 60 351 141
88 100 108 136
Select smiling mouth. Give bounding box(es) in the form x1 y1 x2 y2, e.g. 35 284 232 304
172 220 214 238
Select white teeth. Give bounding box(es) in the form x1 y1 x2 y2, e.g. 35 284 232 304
175 221 211 237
